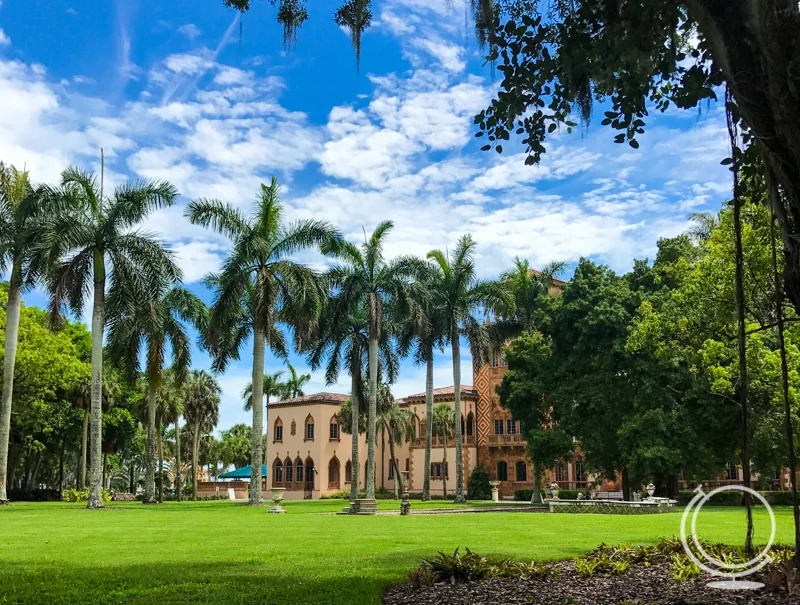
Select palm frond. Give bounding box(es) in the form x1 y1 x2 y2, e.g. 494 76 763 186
186 198 250 241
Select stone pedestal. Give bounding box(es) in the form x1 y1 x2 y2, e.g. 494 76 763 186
489 481 500 503
268 487 286 514
351 498 378 515
400 471 410 515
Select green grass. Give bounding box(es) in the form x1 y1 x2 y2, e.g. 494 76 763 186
0 500 793 604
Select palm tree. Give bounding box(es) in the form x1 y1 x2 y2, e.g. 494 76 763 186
687 211 719 243
157 373 185 501
325 221 415 501
183 370 221 501
0 164 45 503
187 177 339 505
500 257 565 333
427 235 512 502
43 166 178 508
242 370 285 465
281 363 310 398
376 383 416 495
108 285 206 504
430 403 455 499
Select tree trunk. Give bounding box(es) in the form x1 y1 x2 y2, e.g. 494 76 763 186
263 395 269 482
0 270 22 503
621 468 631 501
441 430 448 499
129 463 135 494
530 462 542 504
192 420 200 501
349 363 360 504
729 107 754 555
59 436 66 492
144 386 158 504
248 326 265 505
79 409 88 490
422 353 434 502
771 199 800 561
388 425 403 496
87 259 105 510
157 427 164 503
366 313 378 500
451 333 465 503
175 421 182 502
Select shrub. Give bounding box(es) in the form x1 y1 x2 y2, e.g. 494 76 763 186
62 488 111 503
676 490 799 506
7 488 61 502
467 465 491 500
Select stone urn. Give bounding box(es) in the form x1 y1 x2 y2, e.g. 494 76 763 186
549 482 560 500
489 481 501 502
646 482 656 498
268 487 286 514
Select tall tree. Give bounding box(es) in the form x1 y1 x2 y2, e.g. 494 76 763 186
242 370 285 465
183 370 220 501
108 282 205 505
427 235 511 502
376 382 416 495
157 372 186 501
430 403 455 499
44 167 177 508
0 164 45 503
187 176 338 505
281 363 310 399
325 222 413 501
499 258 565 333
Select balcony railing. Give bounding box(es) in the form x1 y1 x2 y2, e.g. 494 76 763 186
411 435 477 448
487 434 525 446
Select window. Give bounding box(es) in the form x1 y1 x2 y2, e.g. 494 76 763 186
285 460 293 483
515 461 527 482
497 461 508 482
305 460 314 482
405 458 409 472
431 463 444 478
274 460 283 483
274 418 283 442
466 413 474 436
344 460 352 483
328 458 340 487
501 351 508 367
296 459 304 483
330 420 339 441
555 464 566 483
494 419 504 435
491 352 500 368
506 419 516 435
727 463 738 481
575 460 585 482
304 414 314 440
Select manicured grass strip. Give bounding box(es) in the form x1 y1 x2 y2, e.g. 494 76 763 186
0 501 791 605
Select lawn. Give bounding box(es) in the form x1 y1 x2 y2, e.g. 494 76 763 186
0 500 792 605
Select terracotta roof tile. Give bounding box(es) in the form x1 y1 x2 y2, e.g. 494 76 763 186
268 392 349 407
400 385 477 402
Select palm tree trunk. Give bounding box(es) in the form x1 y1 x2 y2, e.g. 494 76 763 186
192 421 200 501
349 363 360 504
728 105 753 555
79 409 88 490
129 463 135 494
0 269 22 503
175 421 182 502
422 353 434 502
441 430 448 499
59 436 66 492
249 326 265 505
87 261 105 510
157 427 164 503
388 428 403 495
451 333 465 503
366 319 378 499
144 386 158 504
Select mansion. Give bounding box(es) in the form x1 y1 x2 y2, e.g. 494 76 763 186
258 357 591 500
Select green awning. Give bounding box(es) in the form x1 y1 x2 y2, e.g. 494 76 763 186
219 464 267 479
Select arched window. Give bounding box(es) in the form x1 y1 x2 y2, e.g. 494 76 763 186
466 413 474 437
345 460 352 483
497 461 508 482
290 420 296 436
273 417 283 442
305 457 315 483
575 458 586 485
515 461 527 482
555 463 566 483
284 459 293 483
727 462 738 481
304 414 315 441
295 458 304 483
329 415 339 441
328 456 340 488
273 459 283 483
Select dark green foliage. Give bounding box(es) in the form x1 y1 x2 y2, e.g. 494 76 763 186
514 488 587 501
418 547 555 585
6 488 61 502
467 465 491 500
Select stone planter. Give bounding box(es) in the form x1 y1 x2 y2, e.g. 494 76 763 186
549 482 560 500
268 487 286 514
489 481 500 502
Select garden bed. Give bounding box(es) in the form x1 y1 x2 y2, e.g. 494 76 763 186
382 541 800 605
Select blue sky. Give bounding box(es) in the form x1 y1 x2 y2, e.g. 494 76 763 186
0 0 730 431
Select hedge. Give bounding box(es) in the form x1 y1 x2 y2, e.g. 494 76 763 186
514 488 589 501
677 490 799 506
6 488 62 502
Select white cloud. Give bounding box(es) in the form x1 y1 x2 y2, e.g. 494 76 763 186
0 28 10 46
177 23 201 39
